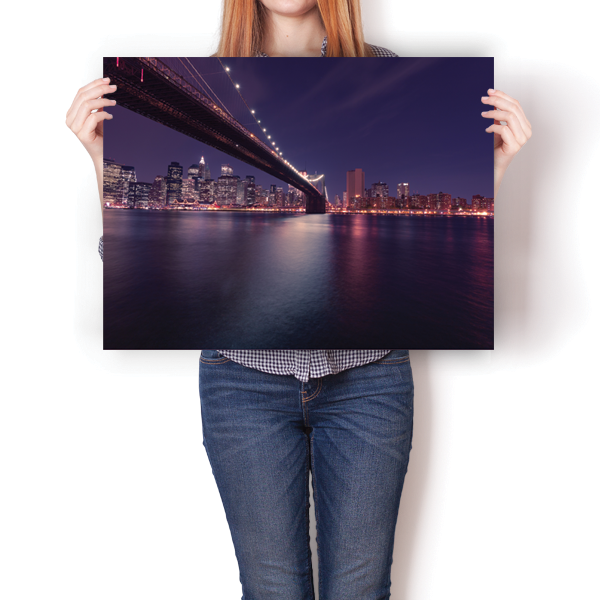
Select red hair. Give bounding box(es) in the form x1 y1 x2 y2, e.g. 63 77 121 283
213 0 375 57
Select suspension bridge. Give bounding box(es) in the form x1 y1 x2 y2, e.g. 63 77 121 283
102 57 326 213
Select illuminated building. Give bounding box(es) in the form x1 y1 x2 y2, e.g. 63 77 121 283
198 156 207 180
275 186 284 207
103 158 128 205
235 176 243 205
122 166 137 208
199 179 216 203
166 161 183 205
182 178 200 203
346 168 365 210
148 176 166 208
217 174 237 205
128 182 152 208
244 176 256 206
471 194 483 211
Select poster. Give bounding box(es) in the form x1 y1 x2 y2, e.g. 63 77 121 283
103 56 494 350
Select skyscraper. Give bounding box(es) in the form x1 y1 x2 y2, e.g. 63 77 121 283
122 165 136 207
148 176 167 208
245 176 256 206
371 181 389 198
346 168 365 210
103 158 127 205
166 161 183 205
397 182 409 199
198 156 207 180
217 174 237 205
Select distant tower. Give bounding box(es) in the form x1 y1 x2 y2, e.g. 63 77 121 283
397 182 409 199
245 176 256 206
346 168 365 209
371 181 388 197
198 156 206 180
221 164 233 176
166 161 183 205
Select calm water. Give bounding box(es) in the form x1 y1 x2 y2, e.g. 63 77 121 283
103 210 493 349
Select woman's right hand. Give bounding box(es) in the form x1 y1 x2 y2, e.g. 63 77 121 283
65 77 117 164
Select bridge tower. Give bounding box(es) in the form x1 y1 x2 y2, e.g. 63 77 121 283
305 193 326 214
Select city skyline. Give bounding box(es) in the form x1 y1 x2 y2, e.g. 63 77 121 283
104 57 494 204
103 153 494 211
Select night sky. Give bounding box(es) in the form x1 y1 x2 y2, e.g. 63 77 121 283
104 57 494 202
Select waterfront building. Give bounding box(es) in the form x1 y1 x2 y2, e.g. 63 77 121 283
199 179 216 203
103 158 127 205
166 161 183 205
217 174 238 205
128 182 152 208
346 168 365 210
148 176 167 208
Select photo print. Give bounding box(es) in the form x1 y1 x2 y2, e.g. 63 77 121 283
102 56 494 349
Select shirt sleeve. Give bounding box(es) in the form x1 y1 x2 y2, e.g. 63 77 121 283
98 236 103 262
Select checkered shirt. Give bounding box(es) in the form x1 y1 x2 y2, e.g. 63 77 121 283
97 38 399 380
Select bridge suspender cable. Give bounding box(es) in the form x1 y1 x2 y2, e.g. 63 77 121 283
216 58 271 147
175 58 233 118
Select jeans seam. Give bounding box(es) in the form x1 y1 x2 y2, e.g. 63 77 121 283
376 357 410 365
302 378 322 402
305 429 315 599
310 427 321 600
199 357 231 364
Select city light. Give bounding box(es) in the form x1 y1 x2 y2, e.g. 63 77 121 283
103 61 492 218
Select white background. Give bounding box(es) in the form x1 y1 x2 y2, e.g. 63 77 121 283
2 0 599 598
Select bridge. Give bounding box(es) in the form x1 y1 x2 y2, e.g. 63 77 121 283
103 57 326 213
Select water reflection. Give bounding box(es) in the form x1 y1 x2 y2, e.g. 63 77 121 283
103 211 493 349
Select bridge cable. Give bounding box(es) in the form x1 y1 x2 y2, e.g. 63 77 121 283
176 57 234 118
216 58 271 147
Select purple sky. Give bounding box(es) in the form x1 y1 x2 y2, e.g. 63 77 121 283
104 57 494 201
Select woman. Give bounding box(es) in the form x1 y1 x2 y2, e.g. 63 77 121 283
65 0 532 597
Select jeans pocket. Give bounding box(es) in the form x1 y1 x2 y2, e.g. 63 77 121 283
200 349 231 363
376 349 410 364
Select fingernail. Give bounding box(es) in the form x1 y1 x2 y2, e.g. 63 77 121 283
481 96 489 100
488 88 496 93
103 77 110 82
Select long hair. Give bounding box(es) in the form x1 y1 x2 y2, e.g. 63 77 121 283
212 0 375 57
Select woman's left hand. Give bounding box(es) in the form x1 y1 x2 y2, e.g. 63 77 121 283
481 89 532 196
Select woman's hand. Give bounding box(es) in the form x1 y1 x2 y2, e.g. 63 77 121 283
481 89 532 197
65 77 116 165
66 77 117 213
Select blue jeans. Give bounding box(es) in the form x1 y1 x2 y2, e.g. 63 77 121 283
198 349 414 600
